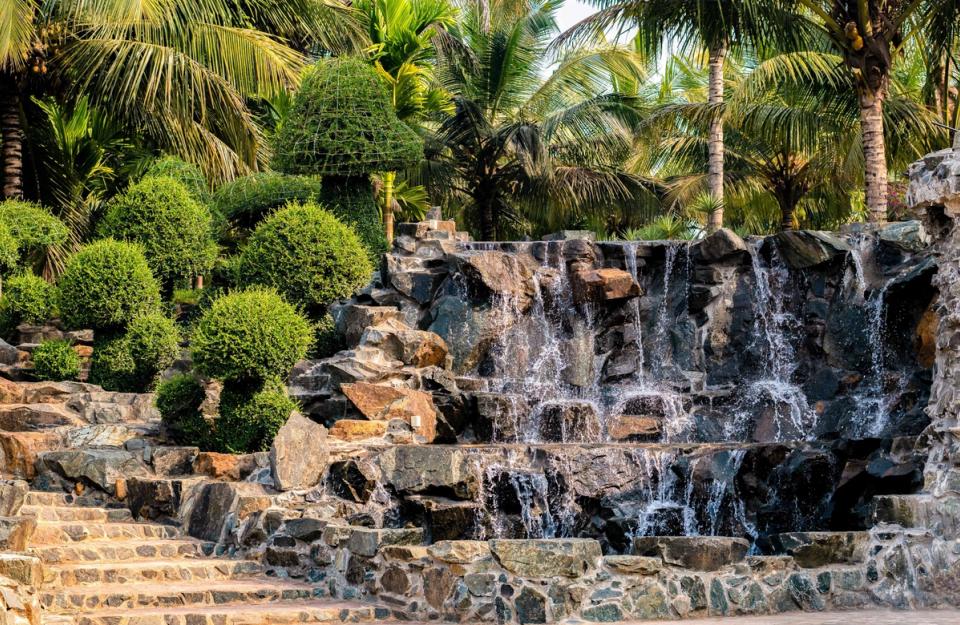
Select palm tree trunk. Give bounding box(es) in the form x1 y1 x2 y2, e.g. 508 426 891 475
1 77 24 200
707 42 726 233
778 199 796 231
859 86 888 223
383 171 396 246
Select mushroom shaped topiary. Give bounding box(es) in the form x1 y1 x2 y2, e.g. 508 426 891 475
271 57 424 256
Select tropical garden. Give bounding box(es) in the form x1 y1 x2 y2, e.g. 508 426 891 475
0 0 957 449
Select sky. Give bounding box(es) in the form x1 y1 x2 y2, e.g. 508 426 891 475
555 0 594 34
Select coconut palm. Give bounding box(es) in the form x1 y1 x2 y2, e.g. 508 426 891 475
355 0 455 241
558 0 805 232
0 0 364 198
791 0 958 222
425 0 656 240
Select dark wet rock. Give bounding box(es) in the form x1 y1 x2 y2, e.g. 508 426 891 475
379 446 478 499
878 220 930 253
633 536 749 571
691 228 748 263
537 401 601 442
401 496 480 542
328 460 377 503
514 586 547 624
774 230 851 268
450 250 534 306
334 304 405 346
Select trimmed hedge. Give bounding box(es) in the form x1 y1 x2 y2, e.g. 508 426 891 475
236 202 372 312
32 340 81 381
191 288 312 383
101 176 217 290
0 200 68 251
89 313 180 392
0 273 56 333
213 172 323 233
214 377 295 453
57 240 161 331
0 223 18 273
320 179 387 259
143 156 210 204
156 374 210 446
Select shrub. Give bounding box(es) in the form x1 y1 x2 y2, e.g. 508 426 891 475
1 273 56 328
57 239 161 330
143 156 209 204
32 340 81 381
0 223 19 274
100 176 218 290
191 288 312 383
88 335 137 391
311 312 344 359
0 200 69 251
320 180 387 258
214 377 295 453
156 374 210 446
236 202 372 312
213 172 323 233
88 313 180 392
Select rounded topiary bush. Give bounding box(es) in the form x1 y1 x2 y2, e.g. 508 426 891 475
89 313 180 392
100 176 217 290
0 200 69 251
32 340 81 381
0 273 56 332
236 202 372 312
156 374 210 446
57 240 160 331
143 156 210 204
214 377 296 453
88 336 137 391
191 288 313 383
0 223 19 273
213 172 323 233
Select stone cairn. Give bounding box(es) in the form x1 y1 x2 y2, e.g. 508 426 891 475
0 177 956 624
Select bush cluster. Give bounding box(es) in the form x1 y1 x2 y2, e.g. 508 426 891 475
212 172 323 233
156 374 210 446
214 377 296 452
32 340 81 381
57 239 160 331
100 176 217 291
0 273 57 337
236 202 372 312
0 200 69 252
143 156 210 204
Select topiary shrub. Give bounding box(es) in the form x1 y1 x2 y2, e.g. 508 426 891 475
143 156 210 204
191 288 313 383
213 172 323 233
88 313 180 392
320 179 387 258
214 377 296 453
0 273 56 336
0 200 69 252
32 339 81 381
156 374 210 446
0 223 19 276
236 202 372 312
57 239 161 331
100 176 218 291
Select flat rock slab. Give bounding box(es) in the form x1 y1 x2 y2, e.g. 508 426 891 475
770 531 870 568
633 536 750 571
489 539 601 578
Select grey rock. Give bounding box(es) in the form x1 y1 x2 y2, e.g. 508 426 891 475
270 411 328 491
40 449 149 495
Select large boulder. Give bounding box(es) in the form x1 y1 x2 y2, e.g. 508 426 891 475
633 536 749 571
450 251 534 305
691 228 747 262
770 531 869 567
39 449 148 495
359 319 449 368
0 432 62 479
571 268 641 304
773 230 850 269
379 446 477 499
334 304 405 346
186 481 272 543
341 382 437 443
489 539 601 578
270 412 328 491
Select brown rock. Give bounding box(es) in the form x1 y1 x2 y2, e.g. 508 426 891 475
572 268 640 303
328 419 389 441
633 536 749 571
607 415 661 441
341 382 437 442
423 566 456 610
452 251 534 306
360 319 449 368
917 301 937 369
0 517 35 551
0 432 62 479
335 305 405 346
193 452 263 481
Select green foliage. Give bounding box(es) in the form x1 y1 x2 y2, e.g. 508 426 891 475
89 336 137 391
156 374 210 447
0 273 56 333
311 313 344 359
212 172 324 233
191 288 313 383
144 156 210 204
213 377 295 453
32 340 81 381
0 224 19 274
100 177 218 290
272 57 424 176
321 179 388 258
89 313 180 392
57 239 161 330
0 200 69 255
236 202 372 312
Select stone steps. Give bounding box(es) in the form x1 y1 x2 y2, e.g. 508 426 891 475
40 579 324 612
872 493 960 538
64 601 381 625
23 505 133 522
24 491 107 507
46 559 263 587
32 539 215 565
32 521 181 544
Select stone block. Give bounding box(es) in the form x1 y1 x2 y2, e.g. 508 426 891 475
489 539 601 578
633 536 749 571
770 531 869 567
270 411 328 491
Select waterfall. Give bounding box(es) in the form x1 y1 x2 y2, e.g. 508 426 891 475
622 242 646 383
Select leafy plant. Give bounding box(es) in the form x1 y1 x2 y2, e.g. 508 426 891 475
32 339 81 381
143 157 210 204
212 172 323 236
213 377 296 453
57 239 160 331
0 272 56 337
156 374 210 447
236 202 372 312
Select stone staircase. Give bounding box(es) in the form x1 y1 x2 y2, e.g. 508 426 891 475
24 491 383 625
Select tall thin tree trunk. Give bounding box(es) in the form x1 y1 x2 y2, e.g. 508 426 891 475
778 198 796 231
1 77 24 200
383 171 396 246
859 86 888 223
707 42 726 233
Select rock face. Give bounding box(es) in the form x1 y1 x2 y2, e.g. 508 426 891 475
270 412 328 491
341 382 438 443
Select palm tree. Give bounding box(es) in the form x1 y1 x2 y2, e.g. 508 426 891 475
355 0 455 242
792 0 956 222
559 0 804 232
0 0 364 197
426 0 654 240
